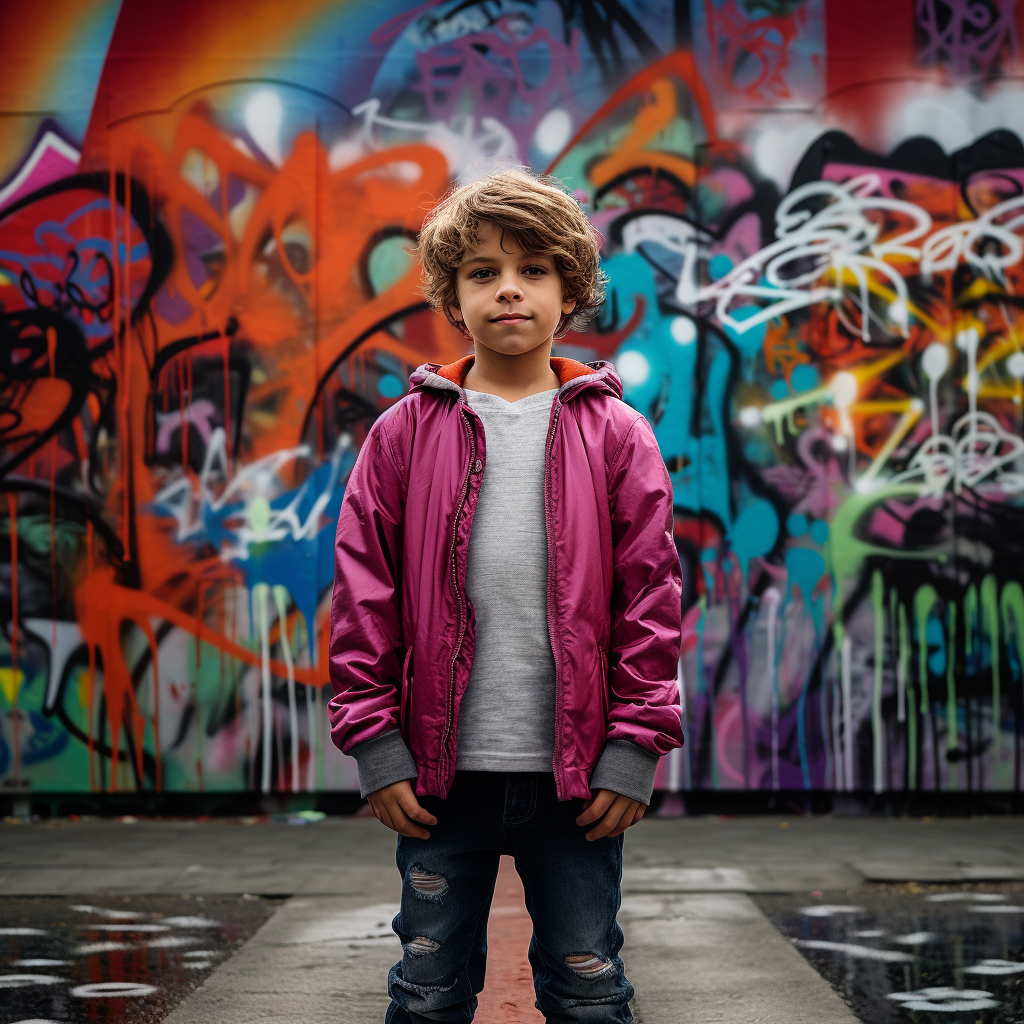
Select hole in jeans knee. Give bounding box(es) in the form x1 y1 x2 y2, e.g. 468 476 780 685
405 935 441 957
565 953 615 979
409 865 448 900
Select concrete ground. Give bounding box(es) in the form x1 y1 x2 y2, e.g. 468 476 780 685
3 813 1023 1022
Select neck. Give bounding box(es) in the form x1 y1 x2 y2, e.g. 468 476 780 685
463 340 560 400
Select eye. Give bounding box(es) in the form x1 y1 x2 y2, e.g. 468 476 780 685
470 268 495 279
523 265 546 276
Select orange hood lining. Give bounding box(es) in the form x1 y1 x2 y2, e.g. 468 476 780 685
435 355 594 388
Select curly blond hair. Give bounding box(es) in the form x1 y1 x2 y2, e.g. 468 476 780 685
417 169 606 337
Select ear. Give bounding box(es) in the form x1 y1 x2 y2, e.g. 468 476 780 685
443 301 471 337
561 294 577 315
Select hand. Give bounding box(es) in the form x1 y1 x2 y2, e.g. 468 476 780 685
367 779 438 839
576 789 646 841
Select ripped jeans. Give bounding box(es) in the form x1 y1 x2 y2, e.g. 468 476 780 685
386 771 633 1024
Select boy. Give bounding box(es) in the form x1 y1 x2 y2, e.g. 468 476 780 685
328 169 683 1023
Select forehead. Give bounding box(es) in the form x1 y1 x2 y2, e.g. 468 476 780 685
466 220 519 253
461 220 551 262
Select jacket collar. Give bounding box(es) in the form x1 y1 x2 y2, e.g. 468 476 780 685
408 355 623 402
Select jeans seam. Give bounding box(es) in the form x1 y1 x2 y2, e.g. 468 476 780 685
505 777 538 827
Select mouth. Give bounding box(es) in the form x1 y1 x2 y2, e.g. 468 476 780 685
490 313 531 323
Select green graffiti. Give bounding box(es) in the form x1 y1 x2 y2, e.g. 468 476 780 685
915 585 938 717
964 583 977 659
0 515 87 569
981 575 1000 749
829 485 942 588
1001 582 1024 666
872 569 885 792
899 601 915 789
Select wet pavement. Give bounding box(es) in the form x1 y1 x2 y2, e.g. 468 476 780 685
756 883 1024 1023
3 815 1024 1023
0 895 274 1023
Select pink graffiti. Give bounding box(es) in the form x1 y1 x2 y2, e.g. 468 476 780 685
714 694 748 786
761 427 847 519
0 131 80 213
864 495 945 548
916 0 1018 77
413 16 581 134
155 399 217 453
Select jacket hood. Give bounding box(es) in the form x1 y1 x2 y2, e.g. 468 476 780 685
408 354 623 402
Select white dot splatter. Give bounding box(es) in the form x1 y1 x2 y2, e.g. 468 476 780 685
671 317 697 345
615 351 650 387
533 109 572 157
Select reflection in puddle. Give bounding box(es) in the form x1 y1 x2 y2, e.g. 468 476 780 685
0 895 274 1022
756 884 1024 1023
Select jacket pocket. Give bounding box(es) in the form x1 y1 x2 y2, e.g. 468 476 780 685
400 646 414 738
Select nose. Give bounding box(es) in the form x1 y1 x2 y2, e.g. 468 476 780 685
495 274 523 303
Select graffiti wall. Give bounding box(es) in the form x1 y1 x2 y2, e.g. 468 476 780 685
2 0 1023 797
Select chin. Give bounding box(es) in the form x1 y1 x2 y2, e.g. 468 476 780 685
476 331 551 355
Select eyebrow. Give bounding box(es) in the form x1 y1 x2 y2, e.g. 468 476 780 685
460 253 550 265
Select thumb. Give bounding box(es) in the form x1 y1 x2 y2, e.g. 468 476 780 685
398 789 437 825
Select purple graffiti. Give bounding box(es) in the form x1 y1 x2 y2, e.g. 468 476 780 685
915 0 1019 76
412 16 581 141
155 399 218 454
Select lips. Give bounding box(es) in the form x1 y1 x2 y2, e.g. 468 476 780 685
490 313 531 322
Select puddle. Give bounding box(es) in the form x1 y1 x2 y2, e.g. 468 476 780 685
0 894 275 1022
756 883 1024 1023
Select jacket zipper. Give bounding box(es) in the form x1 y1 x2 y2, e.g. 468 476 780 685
544 398 564 798
436 377 588 796
439 405 476 790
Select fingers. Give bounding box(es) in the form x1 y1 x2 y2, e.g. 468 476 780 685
368 783 433 840
369 796 396 832
608 802 645 838
584 797 647 840
585 794 633 841
388 802 432 840
397 788 438 826
576 789 615 826
378 794 430 838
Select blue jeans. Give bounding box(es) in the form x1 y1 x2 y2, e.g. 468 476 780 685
385 771 634 1024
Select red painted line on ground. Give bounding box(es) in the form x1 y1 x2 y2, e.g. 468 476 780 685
476 855 544 1022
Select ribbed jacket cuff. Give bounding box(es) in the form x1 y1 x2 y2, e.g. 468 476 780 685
590 739 660 805
348 730 418 798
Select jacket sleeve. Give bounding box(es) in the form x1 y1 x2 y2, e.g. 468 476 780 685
327 411 417 795
603 412 684 762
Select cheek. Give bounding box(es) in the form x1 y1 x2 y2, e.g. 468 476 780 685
453 282 482 318
538 279 568 312
456 289 486 319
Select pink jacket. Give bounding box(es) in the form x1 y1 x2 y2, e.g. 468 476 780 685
328 355 683 801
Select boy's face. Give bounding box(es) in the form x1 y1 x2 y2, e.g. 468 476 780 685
452 219 576 357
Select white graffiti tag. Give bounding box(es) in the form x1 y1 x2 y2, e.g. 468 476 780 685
893 411 1024 495
696 174 928 341
921 192 1024 283
332 97 519 176
153 428 351 560
693 173 1024 340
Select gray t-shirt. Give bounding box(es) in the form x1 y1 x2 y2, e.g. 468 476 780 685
456 387 559 772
